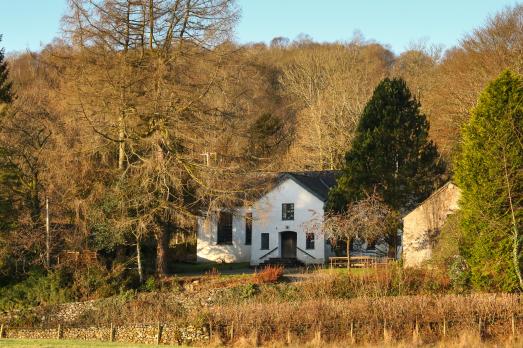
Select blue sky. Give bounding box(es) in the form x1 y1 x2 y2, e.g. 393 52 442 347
0 0 519 54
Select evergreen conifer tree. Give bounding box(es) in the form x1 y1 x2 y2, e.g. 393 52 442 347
328 77 445 213
0 34 16 276
455 70 523 291
0 35 12 104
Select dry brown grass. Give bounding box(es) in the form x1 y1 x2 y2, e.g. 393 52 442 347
229 332 522 347
205 294 522 346
254 266 284 284
6 268 522 347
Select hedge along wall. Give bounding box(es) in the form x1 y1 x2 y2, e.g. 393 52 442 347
203 294 523 345
1 323 208 345
1 294 522 345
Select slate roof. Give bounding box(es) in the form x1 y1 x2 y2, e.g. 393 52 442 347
280 170 341 201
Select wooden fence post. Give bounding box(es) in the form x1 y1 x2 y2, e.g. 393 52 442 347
383 319 390 342
57 324 63 339
315 329 321 342
478 317 483 340
0 324 4 339
230 322 234 342
442 318 447 337
110 323 115 342
412 319 420 343
156 322 163 345
286 329 291 345
512 313 516 337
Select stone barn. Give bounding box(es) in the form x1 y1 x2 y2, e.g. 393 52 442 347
402 182 461 267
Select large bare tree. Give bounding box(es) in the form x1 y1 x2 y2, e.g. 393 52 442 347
62 0 240 276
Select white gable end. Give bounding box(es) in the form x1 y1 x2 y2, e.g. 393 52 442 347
250 178 326 265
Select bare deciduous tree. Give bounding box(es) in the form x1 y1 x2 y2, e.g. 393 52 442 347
322 192 398 267
280 41 392 170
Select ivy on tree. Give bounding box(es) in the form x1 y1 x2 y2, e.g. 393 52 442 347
455 70 523 292
328 77 445 213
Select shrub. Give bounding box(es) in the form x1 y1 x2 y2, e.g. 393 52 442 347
300 266 453 300
431 213 463 269
239 283 258 299
448 256 471 293
204 267 220 278
254 265 284 284
0 269 73 311
141 276 157 292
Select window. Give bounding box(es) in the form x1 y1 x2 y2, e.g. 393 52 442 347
245 213 252 245
217 211 233 245
306 233 315 250
282 203 294 220
261 233 270 250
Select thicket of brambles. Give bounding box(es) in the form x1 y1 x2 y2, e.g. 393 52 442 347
0 0 521 310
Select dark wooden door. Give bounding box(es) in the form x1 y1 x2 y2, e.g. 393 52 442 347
281 231 297 258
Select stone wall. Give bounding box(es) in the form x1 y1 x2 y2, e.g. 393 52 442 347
402 182 461 267
2 323 209 345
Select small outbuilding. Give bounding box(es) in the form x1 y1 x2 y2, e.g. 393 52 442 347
402 182 461 267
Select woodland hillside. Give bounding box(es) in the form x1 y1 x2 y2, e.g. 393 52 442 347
0 1 521 300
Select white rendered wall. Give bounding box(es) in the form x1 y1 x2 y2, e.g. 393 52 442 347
196 208 251 263
402 183 461 267
250 178 326 265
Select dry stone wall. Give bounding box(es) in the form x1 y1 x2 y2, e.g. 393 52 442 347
2 323 209 345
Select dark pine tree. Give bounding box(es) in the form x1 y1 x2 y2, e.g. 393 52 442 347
247 113 285 159
328 77 445 213
0 34 17 278
0 35 12 104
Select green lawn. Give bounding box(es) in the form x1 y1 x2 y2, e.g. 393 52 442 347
0 339 183 347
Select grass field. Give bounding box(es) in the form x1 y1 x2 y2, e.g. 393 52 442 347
0 339 183 347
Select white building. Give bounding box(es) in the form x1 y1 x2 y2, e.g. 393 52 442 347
196 171 339 266
197 168 459 267
402 182 461 267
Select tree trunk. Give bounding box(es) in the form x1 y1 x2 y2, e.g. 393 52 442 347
45 197 50 269
117 104 125 170
149 0 154 50
503 152 523 290
388 233 397 258
136 238 144 284
347 238 351 269
30 177 41 225
155 223 171 276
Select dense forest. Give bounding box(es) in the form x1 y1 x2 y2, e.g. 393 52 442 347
0 1 522 299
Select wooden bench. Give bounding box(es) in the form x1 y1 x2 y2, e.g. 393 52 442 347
329 256 394 269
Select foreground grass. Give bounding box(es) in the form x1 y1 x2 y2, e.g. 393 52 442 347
0 339 183 347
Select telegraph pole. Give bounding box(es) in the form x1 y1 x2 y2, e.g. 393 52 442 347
46 197 50 268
